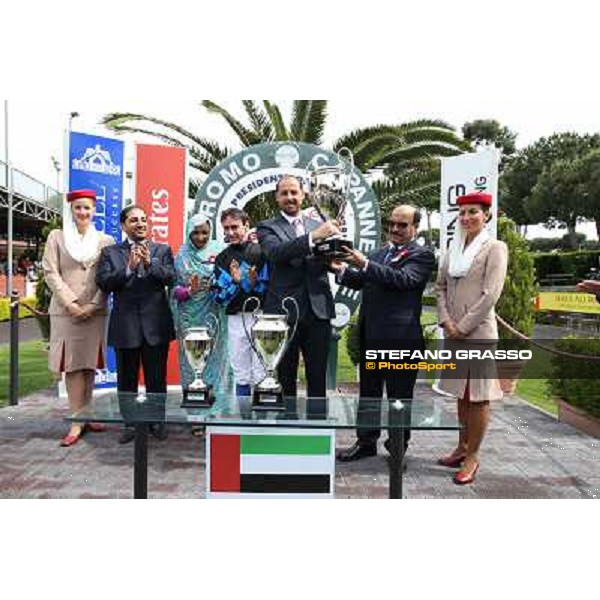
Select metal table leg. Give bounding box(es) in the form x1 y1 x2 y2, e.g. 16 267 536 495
388 426 405 499
134 424 148 499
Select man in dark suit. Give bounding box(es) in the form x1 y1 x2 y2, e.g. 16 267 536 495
257 175 340 403
96 206 176 444
334 205 435 462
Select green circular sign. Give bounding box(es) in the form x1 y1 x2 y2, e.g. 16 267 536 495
193 142 381 321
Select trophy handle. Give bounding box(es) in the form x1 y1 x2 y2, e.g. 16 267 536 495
281 296 300 357
305 159 327 224
205 312 220 344
336 147 355 222
241 297 269 371
337 146 355 178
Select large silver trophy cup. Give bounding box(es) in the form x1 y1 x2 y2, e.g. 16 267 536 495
308 147 354 258
242 297 299 411
181 314 219 409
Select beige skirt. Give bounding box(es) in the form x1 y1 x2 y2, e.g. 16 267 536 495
436 339 503 402
48 314 108 374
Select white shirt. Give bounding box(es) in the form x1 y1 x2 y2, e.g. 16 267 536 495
280 212 315 249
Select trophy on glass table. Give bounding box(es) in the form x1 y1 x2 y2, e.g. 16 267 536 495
242 297 299 411
181 314 219 409
308 147 355 258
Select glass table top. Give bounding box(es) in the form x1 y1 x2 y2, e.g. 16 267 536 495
67 392 460 430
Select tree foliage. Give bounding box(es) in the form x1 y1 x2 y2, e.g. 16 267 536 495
462 119 517 171
528 148 600 246
501 132 600 226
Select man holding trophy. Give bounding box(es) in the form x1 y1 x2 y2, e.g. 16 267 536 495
257 175 339 404
332 205 435 463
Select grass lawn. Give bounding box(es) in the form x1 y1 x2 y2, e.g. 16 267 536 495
516 378 558 416
0 341 54 407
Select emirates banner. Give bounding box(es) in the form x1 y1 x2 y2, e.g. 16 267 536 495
439 148 500 251
135 144 188 386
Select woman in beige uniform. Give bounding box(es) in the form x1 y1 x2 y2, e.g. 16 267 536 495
435 192 508 485
42 189 114 446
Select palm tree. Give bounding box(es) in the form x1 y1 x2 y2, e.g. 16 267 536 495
102 101 328 173
101 101 467 212
333 120 468 172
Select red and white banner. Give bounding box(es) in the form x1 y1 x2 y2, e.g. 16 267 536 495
135 144 188 386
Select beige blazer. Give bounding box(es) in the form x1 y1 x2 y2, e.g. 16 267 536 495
436 239 508 339
435 239 508 402
42 229 115 316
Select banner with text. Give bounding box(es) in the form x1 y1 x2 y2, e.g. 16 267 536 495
68 131 124 389
536 291 600 314
135 144 188 386
439 148 500 252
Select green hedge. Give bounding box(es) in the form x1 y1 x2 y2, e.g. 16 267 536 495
547 337 600 418
533 250 600 282
0 297 37 322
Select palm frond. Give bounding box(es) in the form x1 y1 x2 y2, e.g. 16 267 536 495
333 121 466 158
101 112 230 161
263 101 290 140
372 143 461 169
395 118 457 131
290 100 328 143
200 101 259 146
373 173 441 214
106 123 226 174
333 124 403 154
242 100 274 141
397 127 470 150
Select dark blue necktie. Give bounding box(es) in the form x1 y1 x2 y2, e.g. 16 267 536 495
384 244 400 266
133 242 146 278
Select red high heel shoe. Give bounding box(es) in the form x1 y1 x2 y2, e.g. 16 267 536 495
437 453 466 468
453 462 480 485
60 428 85 447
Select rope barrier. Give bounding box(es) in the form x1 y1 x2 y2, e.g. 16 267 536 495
16 300 48 318
495 314 600 361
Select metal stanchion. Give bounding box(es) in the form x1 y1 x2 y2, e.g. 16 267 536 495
9 291 19 406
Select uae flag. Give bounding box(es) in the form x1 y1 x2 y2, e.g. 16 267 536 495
206 428 335 498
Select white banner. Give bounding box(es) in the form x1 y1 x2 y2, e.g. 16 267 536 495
433 148 500 397
439 148 500 252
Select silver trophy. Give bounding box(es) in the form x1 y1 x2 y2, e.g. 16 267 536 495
242 297 299 411
181 314 219 409
308 147 355 258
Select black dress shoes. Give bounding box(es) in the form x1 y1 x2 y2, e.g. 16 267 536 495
336 441 377 462
119 427 136 445
150 424 168 441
